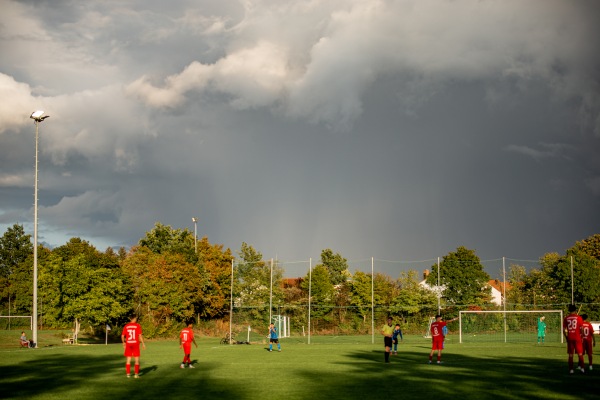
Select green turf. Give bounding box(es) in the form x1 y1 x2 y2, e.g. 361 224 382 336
0 331 596 400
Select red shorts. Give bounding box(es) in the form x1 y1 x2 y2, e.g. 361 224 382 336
566 339 583 355
182 343 192 354
432 337 444 350
582 339 593 356
124 343 140 357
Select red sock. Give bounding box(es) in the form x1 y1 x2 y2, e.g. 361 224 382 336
126 364 131 374
134 364 140 374
437 355 441 362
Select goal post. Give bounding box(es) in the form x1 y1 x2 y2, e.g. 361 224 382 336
459 310 563 344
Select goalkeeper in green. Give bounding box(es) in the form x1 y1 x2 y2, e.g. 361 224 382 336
537 316 546 344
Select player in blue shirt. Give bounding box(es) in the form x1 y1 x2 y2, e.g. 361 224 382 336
392 324 403 355
268 323 281 352
442 325 448 348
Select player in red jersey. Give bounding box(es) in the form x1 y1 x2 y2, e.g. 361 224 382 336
179 320 198 368
580 314 595 371
563 304 584 374
429 314 447 364
121 315 146 378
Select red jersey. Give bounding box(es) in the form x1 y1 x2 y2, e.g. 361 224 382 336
581 321 594 341
431 321 447 339
180 327 194 345
563 314 583 341
122 322 143 344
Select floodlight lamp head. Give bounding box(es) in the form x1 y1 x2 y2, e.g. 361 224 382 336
192 217 198 223
30 110 49 122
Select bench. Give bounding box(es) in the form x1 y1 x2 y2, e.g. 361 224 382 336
62 335 74 345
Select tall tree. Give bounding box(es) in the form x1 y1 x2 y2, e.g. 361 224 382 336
350 271 373 324
505 264 528 310
195 237 234 318
391 270 438 316
426 246 491 307
302 264 334 325
541 249 600 306
121 246 204 331
40 238 131 328
0 224 34 314
318 249 349 286
138 222 195 261
0 224 33 278
573 233 600 261
373 272 398 320
234 243 284 320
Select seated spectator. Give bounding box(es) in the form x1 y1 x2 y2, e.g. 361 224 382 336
20 332 29 347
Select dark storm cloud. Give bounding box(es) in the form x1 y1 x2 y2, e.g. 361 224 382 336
1 0 599 277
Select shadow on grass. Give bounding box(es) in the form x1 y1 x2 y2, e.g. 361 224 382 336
0 352 243 400
295 349 597 400
1 343 597 400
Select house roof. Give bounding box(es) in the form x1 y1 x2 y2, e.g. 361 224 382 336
488 279 511 292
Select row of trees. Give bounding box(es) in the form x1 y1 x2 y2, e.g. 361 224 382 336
1 223 599 338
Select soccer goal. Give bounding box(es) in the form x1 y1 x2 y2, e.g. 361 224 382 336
0 316 32 330
423 316 435 338
459 310 563 344
272 315 290 338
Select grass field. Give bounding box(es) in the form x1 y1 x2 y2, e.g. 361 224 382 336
0 331 597 400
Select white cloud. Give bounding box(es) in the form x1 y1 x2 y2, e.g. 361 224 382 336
504 142 573 162
126 40 288 109
1 0 599 260
0 74 39 133
0 173 27 187
122 0 599 132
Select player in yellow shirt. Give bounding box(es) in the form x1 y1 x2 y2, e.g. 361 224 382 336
381 317 394 363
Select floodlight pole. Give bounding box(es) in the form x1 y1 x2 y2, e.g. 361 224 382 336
229 259 234 344
570 256 574 304
30 111 49 348
371 257 374 344
308 258 312 345
192 217 198 253
269 258 273 324
437 257 441 314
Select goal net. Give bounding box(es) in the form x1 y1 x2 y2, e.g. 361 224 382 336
459 310 563 344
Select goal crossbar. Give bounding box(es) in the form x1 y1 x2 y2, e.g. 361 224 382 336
459 310 563 344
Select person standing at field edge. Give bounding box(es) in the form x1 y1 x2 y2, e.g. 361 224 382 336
381 317 394 363
180 320 198 368
580 314 595 371
429 314 447 365
268 323 281 352
563 304 584 374
391 323 403 355
121 315 146 378
537 316 546 344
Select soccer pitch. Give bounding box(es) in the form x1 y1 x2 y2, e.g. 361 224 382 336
0 333 596 400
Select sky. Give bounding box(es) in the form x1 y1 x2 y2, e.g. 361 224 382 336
1 0 599 278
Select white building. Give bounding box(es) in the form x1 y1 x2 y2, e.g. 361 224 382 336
419 270 508 306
